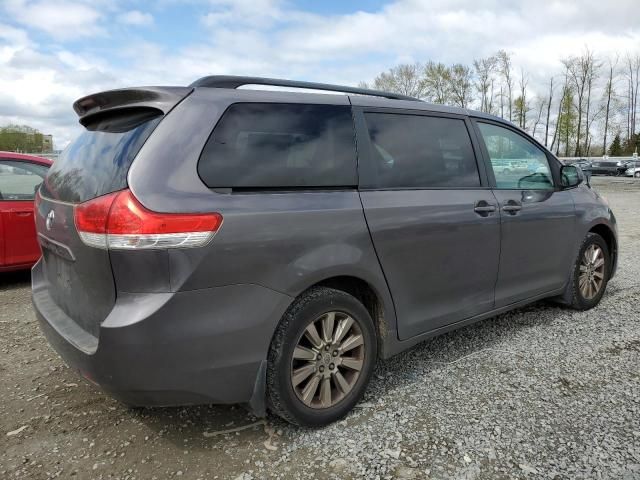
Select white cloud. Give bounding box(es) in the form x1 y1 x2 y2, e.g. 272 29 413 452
117 10 154 27
0 0 639 149
0 22 31 46
191 0 640 101
3 0 105 40
0 28 117 147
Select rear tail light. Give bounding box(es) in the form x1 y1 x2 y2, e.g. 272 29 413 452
74 189 222 250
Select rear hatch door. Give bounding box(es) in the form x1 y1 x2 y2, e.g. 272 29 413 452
36 87 191 338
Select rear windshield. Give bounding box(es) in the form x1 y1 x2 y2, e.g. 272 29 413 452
41 111 161 203
198 103 357 189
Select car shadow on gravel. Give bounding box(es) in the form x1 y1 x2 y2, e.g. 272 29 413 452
0 269 31 290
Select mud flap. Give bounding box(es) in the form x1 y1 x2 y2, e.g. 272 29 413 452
247 360 267 417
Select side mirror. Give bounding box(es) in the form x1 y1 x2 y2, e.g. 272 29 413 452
561 165 583 188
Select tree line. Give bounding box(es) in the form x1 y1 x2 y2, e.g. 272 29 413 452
359 49 640 157
0 126 52 153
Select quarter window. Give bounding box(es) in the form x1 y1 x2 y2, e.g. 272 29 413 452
0 160 48 201
477 122 553 190
198 103 357 188
363 113 480 189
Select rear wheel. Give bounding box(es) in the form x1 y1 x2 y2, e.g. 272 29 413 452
565 233 610 310
266 287 377 427
634 171 640 178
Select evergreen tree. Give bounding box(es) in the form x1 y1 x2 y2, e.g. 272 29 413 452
608 133 623 156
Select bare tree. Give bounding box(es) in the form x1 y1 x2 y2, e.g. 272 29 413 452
563 48 598 156
585 103 605 155
544 77 554 147
362 63 426 98
496 50 514 121
516 69 530 129
358 48 639 155
532 96 546 139
551 68 571 154
602 56 618 154
423 61 451 104
488 79 496 114
448 64 473 108
625 53 640 140
473 56 497 113
583 54 601 154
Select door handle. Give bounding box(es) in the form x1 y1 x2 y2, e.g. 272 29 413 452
474 205 496 213
12 211 33 217
502 201 522 214
473 201 496 217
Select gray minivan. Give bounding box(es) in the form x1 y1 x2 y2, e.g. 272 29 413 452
33 76 618 426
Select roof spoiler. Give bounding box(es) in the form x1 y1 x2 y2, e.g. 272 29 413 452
73 87 193 127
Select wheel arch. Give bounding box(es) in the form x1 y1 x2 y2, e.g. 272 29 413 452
588 223 617 278
290 274 394 359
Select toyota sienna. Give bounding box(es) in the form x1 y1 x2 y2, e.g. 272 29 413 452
32 76 618 426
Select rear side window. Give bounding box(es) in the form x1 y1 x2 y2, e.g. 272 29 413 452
363 113 480 189
198 103 357 188
0 160 49 201
41 110 161 203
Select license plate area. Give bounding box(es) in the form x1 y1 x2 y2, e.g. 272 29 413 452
38 233 75 262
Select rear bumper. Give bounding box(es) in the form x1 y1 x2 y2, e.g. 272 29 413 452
32 260 292 411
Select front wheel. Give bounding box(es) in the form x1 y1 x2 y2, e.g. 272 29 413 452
634 172 640 178
266 287 377 427
565 233 611 310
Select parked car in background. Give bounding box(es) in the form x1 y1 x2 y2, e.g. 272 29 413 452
491 158 529 175
574 159 592 171
0 152 52 272
617 160 634 176
590 159 624 176
624 160 640 177
33 77 617 426
571 160 593 182
562 158 591 172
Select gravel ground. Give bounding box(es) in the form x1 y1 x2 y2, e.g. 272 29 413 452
1 176 639 480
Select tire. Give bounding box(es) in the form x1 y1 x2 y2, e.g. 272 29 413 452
634 172 640 178
564 233 611 310
266 287 377 427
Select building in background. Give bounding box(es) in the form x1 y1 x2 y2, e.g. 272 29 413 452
0 125 54 153
42 135 53 152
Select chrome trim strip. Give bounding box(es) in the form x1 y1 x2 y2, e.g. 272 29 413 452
38 233 76 262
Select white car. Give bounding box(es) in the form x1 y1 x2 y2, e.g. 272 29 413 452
625 166 640 178
625 160 640 177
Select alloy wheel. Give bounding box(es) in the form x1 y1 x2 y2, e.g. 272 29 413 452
290 311 365 409
578 244 605 300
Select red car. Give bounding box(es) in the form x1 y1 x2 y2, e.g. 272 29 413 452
0 152 53 272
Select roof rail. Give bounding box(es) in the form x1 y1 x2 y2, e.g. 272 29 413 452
189 75 421 102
